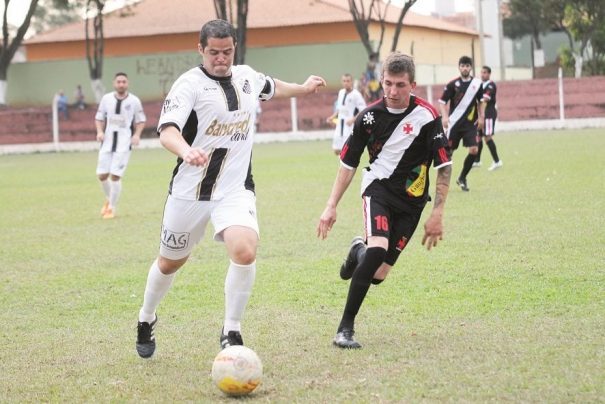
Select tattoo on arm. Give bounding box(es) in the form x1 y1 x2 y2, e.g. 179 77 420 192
434 165 452 209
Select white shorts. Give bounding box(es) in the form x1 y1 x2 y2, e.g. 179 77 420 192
332 120 353 151
96 150 131 177
158 189 259 260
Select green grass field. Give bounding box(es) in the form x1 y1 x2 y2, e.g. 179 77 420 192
1 129 604 402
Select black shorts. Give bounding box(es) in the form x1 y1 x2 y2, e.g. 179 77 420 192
361 189 422 266
448 125 478 150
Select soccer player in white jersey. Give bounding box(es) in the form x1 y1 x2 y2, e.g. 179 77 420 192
135 19 326 358
95 72 146 219
326 73 366 155
317 52 452 349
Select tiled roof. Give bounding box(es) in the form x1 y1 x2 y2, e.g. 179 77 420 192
26 0 477 44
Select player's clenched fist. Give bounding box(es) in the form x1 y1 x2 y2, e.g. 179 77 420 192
181 148 209 167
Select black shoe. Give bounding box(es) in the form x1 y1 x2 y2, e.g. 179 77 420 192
456 177 470 192
333 328 362 349
220 329 244 350
136 316 157 358
340 236 365 280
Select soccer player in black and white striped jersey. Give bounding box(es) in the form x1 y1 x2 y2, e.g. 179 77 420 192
135 19 326 358
95 72 146 219
317 52 453 349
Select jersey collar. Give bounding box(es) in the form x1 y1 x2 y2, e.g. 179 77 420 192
200 65 232 82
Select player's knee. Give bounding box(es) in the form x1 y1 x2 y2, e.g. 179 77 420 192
98 173 109 181
158 255 187 274
110 174 121 181
230 243 257 265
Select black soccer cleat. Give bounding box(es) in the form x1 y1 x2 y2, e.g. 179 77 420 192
340 236 366 280
136 316 157 358
333 328 362 349
456 177 470 192
220 329 244 350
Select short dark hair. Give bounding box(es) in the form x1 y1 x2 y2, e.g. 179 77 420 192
482 65 492 74
382 52 415 82
458 56 473 66
199 19 237 48
114 72 128 79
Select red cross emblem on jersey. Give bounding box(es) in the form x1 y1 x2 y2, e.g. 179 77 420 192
403 122 414 135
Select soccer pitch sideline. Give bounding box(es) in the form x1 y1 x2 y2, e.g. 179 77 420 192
0 129 603 402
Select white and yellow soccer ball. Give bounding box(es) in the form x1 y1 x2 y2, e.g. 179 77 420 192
211 345 263 396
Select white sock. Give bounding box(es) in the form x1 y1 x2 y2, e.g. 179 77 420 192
139 259 175 323
109 179 122 209
224 260 256 333
100 179 111 200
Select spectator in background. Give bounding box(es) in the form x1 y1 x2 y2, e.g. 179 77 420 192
55 90 69 119
362 52 383 103
73 84 86 110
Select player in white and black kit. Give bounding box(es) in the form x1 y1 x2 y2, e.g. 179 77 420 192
438 56 485 192
95 72 146 219
474 66 503 171
317 53 452 349
135 19 326 358
326 73 367 155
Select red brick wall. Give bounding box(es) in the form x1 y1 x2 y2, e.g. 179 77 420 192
1 76 604 145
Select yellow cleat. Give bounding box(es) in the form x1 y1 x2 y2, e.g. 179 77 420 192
100 200 110 216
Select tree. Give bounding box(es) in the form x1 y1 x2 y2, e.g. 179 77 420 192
504 0 605 77
503 0 551 50
0 0 39 106
348 0 389 57
30 0 80 34
85 0 105 102
213 0 249 64
557 0 605 77
390 0 417 52
348 0 418 59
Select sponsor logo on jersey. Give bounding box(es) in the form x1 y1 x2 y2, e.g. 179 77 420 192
205 112 251 141
161 226 190 250
363 111 375 126
242 79 252 94
405 164 427 197
163 97 181 113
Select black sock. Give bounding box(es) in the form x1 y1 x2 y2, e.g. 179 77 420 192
486 139 499 162
338 247 386 331
475 141 483 162
355 243 366 265
460 153 476 180
371 278 384 285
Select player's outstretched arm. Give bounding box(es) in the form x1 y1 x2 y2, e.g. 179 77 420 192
422 164 451 250
159 125 208 167
273 75 326 99
317 166 356 240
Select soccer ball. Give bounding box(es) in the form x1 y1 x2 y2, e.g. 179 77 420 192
211 345 263 396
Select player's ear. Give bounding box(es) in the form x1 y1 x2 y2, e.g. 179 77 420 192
197 43 204 55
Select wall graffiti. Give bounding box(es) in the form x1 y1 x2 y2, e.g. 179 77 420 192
136 54 200 95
